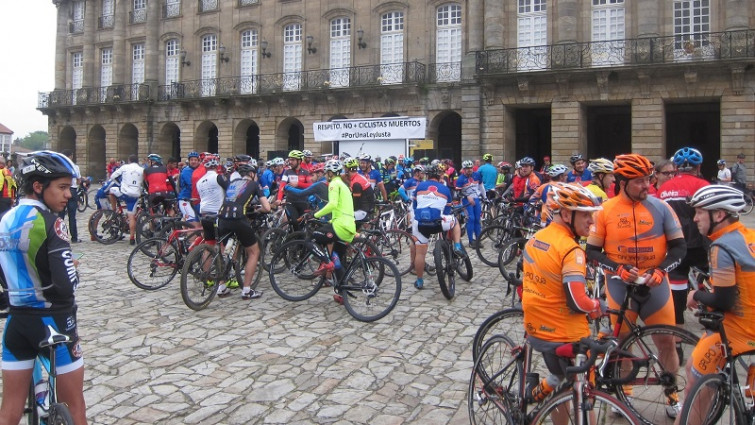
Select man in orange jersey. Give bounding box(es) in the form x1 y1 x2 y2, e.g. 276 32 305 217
586 153 687 419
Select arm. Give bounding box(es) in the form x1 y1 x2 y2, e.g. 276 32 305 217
397 186 410 202
47 217 79 300
314 182 340 219
377 181 388 201
657 237 686 273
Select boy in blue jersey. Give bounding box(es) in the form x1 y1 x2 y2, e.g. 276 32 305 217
456 160 487 247
178 151 201 228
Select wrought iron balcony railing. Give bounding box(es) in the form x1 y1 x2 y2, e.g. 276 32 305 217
162 1 181 18
98 14 115 29
198 0 218 13
238 0 258 6
476 30 755 75
156 61 426 101
68 19 84 34
428 62 462 83
37 83 150 108
130 8 147 24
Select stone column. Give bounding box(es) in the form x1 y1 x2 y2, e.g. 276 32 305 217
145 0 160 89
461 85 482 160
551 101 585 164
631 98 664 159
82 0 97 87
468 0 484 51
720 92 755 184
636 0 660 37
724 0 748 30
54 2 67 90
112 0 127 84
482 0 503 50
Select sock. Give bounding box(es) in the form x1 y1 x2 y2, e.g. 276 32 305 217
454 242 463 251
331 252 341 269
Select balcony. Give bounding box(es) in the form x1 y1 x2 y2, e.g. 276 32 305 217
475 29 755 75
198 0 217 13
156 61 426 101
37 84 150 109
68 19 84 34
98 14 114 29
130 8 147 24
162 1 181 18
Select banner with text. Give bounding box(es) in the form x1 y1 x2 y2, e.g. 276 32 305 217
313 117 426 141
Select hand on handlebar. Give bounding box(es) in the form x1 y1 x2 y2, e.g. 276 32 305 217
616 264 639 282
643 268 665 287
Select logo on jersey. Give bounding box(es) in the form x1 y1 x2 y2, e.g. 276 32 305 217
54 218 70 242
72 339 83 358
532 240 550 252
618 217 631 229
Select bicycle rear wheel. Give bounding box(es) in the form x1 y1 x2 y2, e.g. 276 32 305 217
259 227 288 272
456 253 473 282
180 244 222 311
472 308 525 362
376 229 415 276
741 191 754 215
340 256 401 322
530 388 641 424
614 324 699 425
268 239 324 302
476 225 509 267
434 240 455 299
127 238 179 290
468 334 521 425
136 214 168 245
76 190 88 212
89 209 123 244
679 373 746 425
232 242 262 290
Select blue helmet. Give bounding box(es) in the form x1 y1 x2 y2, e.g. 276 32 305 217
187 151 200 159
673 147 703 168
404 157 414 165
147 153 163 165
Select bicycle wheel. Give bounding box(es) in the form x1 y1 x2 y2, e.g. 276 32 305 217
498 238 526 307
375 229 415 276
614 324 700 425
89 209 123 244
259 227 289 272
76 190 87 212
434 240 455 300
456 253 473 282
679 372 747 425
472 308 525 362
476 225 509 267
341 256 401 322
127 238 179 290
742 192 754 215
180 244 222 311
529 388 641 424
268 239 324 302
136 214 167 245
232 242 262 291
47 402 75 425
468 334 522 425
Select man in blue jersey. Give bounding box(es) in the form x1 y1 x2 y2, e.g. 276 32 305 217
477 153 498 197
456 160 487 247
358 153 388 201
0 151 88 424
411 164 465 290
178 151 201 228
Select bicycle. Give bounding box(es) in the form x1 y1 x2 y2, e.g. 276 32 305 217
88 195 148 244
75 178 92 212
469 335 641 424
678 309 755 425
434 204 474 300
24 325 76 425
267 220 401 322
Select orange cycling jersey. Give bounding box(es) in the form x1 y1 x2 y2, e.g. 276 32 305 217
522 222 591 342
587 194 683 271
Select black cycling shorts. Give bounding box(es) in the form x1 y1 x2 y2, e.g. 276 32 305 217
217 218 258 248
2 309 83 373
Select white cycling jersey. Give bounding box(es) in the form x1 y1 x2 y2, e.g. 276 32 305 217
109 163 144 198
197 170 226 214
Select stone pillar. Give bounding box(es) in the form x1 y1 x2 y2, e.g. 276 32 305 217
145 0 160 90
483 0 503 50
551 101 585 164
724 0 748 30
636 0 660 37
502 106 516 163
112 0 128 84
54 3 67 90
482 102 504 159
631 98 665 159
82 0 96 87
468 0 484 51
720 92 755 184
461 85 482 159
554 0 579 68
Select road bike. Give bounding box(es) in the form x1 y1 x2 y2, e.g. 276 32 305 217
24 325 76 425
434 204 473 300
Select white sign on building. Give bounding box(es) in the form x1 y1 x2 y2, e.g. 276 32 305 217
313 116 426 159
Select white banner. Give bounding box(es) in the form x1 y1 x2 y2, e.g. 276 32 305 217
313 117 426 141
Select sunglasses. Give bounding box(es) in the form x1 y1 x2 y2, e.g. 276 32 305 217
658 171 675 176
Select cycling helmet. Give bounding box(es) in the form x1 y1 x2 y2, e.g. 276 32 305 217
272 157 285 166
438 163 447 173
147 154 163 165
288 150 305 160
425 164 442 178
302 149 313 158
688 184 746 214
587 158 614 174
717 159 726 166
519 157 536 167
187 151 200 159
613 154 653 179
498 161 511 169
247 158 258 168
324 159 343 173
461 160 474 169
358 153 372 162
413 165 424 173
420 157 430 164
548 182 603 213
569 154 585 165
18 150 80 181
343 157 359 170
673 147 703 168
236 163 257 176
547 164 569 177
404 157 414 165
234 154 252 162
311 162 325 173
203 155 219 168
265 160 273 167
385 157 396 165
482 153 493 162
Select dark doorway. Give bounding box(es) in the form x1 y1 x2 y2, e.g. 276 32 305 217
171 129 181 160
208 125 218 153
437 113 462 167
586 105 631 160
666 102 720 180
246 125 260 158
515 108 551 170
288 123 303 151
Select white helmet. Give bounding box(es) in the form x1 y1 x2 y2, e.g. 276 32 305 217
272 157 285 166
688 185 746 215
461 160 474 169
324 159 343 173
547 164 568 177
587 158 614 174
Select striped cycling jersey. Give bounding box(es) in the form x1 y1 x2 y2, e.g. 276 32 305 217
0 199 78 313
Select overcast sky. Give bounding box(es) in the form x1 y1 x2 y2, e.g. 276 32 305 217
0 2 56 139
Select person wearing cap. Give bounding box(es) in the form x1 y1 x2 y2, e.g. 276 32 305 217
538 155 552 178
178 152 202 228
456 160 486 248
274 150 313 229
300 150 315 173
284 162 328 212
715 159 731 184
731 153 747 192
495 162 514 195
567 154 592 184
478 153 498 196
358 154 388 201
0 156 16 218
144 154 177 216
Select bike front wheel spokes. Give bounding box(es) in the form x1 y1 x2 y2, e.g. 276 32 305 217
469 334 521 425
89 209 123 244
268 239 324 302
476 225 509 267
127 237 178 290
340 256 401 322
180 244 222 311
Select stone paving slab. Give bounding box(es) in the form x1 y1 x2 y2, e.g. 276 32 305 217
3 208 754 424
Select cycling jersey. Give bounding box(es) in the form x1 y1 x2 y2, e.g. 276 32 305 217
196 170 229 215
522 222 592 342
567 169 592 184
456 172 484 199
413 180 453 222
218 178 264 220
276 168 312 202
477 163 498 190
109 162 144 198
349 172 375 215
143 165 174 194
314 176 356 243
359 168 382 189
657 174 710 249
259 169 275 198
177 165 196 200
190 164 207 206
382 166 400 192
508 172 541 200
399 177 420 202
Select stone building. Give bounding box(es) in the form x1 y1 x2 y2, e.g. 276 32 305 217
38 0 755 180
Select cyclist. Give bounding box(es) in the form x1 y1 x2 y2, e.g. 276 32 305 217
312 160 356 302
229 154 252 181
300 150 315 173
215 163 270 300
503 156 541 202
0 151 88 425
567 153 592 184
196 155 229 244
456 160 486 248
143 153 177 215
381 157 400 195
343 157 375 228
584 158 615 201
411 164 465 290
658 147 710 327
274 150 312 229
358 154 388 201
678 184 753 425
715 159 731 184
529 164 568 226
398 165 424 204
586 153 687 418
178 151 201 228
259 159 276 198
494 161 514 195
477 153 498 196
522 183 605 404
108 154 144 245
284 162 328 211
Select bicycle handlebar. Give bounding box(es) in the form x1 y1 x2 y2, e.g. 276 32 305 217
564 337 619 376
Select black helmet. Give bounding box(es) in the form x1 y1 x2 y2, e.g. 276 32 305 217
234 154 252 162
569 154 585 165
425 164 442 178
236 163 257 176
19 150 80 181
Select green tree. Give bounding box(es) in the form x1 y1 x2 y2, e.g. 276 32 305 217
19 131 49 151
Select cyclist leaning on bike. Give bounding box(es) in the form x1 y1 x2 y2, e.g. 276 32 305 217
0 151 88 425
143 154 177 215
107 154 144 244
677 184 755 425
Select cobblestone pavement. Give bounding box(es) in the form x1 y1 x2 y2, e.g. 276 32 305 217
3 208 754 425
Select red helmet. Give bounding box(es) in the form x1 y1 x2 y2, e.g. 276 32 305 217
311 162 325 173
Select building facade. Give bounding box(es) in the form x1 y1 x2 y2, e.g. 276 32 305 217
0 124 13 155
38 0 755 181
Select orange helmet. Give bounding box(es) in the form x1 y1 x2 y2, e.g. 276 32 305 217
613 154 653 179
547 182 603 212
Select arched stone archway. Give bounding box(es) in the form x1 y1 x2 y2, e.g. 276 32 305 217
276 118 304 152
58 127 77 157
234 119 260 159
118 124 139 160
159 122 181 160
195 121 218 153
87 125 106 179
428 111 462 167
